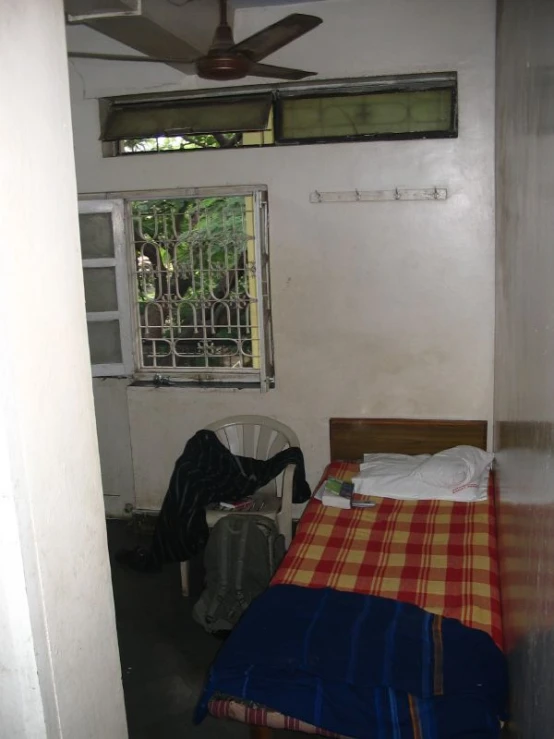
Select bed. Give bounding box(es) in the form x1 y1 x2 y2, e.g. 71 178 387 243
196 418 506 739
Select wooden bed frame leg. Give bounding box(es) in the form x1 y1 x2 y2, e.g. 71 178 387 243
250 727 273 739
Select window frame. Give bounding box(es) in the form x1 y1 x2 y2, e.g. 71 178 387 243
81 186 274 389
102 93 273 141
273 85 458 146
100 72 458 157
79 199 134 377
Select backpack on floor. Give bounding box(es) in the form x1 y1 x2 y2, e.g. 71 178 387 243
192 514 285 634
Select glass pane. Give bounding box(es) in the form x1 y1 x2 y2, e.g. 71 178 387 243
120 133 242 153
83 267 118 312
87 321 122 365
103 95 272 140
119 110 275 154
79 212 114 258
278 88 454 141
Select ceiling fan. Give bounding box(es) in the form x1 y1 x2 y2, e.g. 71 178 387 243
68 0 323 81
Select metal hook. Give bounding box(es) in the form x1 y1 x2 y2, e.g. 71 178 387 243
394 188 401 200
314 190 322 203
355 189 361 202
434 187 439 200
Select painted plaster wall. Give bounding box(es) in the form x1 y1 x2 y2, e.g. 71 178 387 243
0 1 127 735
68 0 496 510
495 0 554 735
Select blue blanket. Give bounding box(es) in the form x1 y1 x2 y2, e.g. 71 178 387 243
196 585 508 739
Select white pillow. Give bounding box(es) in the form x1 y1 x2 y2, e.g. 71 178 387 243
359 453 430 475
416 446 493 488
353 446 494 502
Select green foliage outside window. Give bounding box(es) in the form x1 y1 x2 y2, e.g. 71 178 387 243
132 196 255 369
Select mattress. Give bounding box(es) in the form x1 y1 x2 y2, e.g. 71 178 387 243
207 460 503 735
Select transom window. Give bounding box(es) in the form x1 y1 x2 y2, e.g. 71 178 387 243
276 88 455 143
101 73 457 156
79 188 274 389
121 113 274 154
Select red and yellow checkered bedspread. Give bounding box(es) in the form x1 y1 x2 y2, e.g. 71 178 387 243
274 460 503 649
208 461 503 736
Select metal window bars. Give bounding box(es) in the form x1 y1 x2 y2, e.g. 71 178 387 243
130 192 271 384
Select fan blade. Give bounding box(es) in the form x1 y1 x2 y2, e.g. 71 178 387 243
231 13 322 62
248 62 316 81
68 51 197 64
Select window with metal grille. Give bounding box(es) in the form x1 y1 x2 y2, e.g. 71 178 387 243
79 188 274 389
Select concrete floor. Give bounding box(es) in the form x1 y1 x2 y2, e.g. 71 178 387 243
107 520 306 739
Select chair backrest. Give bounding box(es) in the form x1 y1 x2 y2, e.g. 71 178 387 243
205 415 299 495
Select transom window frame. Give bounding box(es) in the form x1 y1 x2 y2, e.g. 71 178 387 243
100 72 458 157
79 186 274 390
273 85 457 146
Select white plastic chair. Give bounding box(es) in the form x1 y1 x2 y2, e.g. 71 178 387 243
180 415 299 596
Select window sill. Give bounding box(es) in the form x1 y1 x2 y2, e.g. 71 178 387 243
129 379 274 391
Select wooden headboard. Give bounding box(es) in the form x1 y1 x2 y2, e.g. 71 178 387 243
330 418 488 461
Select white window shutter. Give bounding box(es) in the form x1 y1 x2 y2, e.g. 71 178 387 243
79 199 133 377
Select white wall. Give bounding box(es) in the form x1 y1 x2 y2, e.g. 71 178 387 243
0 1 127 736
68 0 496 510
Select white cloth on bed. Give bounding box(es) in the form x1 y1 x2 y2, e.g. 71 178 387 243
352 445 494 502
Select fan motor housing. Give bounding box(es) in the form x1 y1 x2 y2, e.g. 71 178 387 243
196 54 251 81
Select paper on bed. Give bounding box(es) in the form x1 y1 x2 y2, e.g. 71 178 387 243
354 446 494 502
315 477 352 509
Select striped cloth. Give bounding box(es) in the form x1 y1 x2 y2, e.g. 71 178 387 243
202 585 506 739
208 460 503 736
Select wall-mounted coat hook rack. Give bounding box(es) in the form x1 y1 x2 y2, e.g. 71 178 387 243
309 187 448 204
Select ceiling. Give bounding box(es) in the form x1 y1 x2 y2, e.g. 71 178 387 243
64 0 324 76
64 0 321 12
